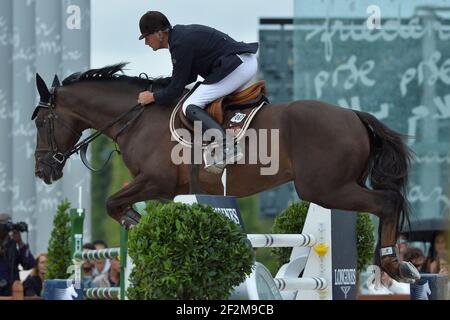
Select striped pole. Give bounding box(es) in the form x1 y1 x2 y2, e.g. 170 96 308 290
74 248 120 260
247 234 316 248
274 277 327 291
85 288 120 300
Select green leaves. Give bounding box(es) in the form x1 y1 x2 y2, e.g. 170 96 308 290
45 199 72 280
126 201 254 300
271 201 375 274
271 201 309 267
356 213 375 273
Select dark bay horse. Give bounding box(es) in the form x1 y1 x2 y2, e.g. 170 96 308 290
32 63 419 283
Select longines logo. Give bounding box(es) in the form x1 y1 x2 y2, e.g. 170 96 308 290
334 268 357 285
213 207 240 225
340 286 351 299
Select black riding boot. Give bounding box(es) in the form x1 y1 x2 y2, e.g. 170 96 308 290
185 104 242 171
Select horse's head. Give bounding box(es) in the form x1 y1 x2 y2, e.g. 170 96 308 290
33 74 82 185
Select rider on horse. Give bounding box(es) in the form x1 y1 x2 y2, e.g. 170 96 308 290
137 11 259 171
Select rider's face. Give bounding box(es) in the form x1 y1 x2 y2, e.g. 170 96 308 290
145 32 161 51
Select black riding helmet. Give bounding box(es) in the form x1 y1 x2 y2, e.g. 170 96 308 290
138 11 172 40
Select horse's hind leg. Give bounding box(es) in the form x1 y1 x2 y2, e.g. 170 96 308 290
295 182 414 282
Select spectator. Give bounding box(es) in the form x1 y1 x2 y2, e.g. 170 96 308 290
403 247 426 273
425 231 447 274
367 269 410 295
366 262 410 295
380 271 410 295
92 240 110 278
23 253 47 297
439 254 448 275
82 243 97 289
93 240 108 250
0 213 36 297
92 256 120 288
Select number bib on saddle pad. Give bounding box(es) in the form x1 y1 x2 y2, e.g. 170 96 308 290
170 81 269 148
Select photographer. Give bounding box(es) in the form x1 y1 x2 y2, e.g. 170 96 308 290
0 213 35 296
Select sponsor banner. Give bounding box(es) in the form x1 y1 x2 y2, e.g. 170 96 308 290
331 210 357 300
194 195 245 230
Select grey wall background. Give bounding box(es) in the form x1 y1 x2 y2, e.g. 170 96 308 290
0 0 91 254
294 0 450 220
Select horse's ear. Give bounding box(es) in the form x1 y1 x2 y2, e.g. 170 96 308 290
52 74 61 88
36 73 51 102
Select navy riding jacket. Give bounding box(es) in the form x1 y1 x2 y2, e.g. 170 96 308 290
153 24 259 106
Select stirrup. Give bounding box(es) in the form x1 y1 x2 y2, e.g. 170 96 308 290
203 142 225 174
203 143 243 174
223 143 244 164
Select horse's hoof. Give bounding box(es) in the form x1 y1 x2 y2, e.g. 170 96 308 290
398 261 421 284
381 257 421 284
120 217 138 230
120 208 141 230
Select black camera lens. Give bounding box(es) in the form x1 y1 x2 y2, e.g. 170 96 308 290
13 222 28 232
0 221 28 233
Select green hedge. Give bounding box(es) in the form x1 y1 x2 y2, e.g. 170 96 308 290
271 201 375 273
127 201 254 300
46 200 72 280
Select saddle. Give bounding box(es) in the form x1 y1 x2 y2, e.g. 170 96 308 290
176 81 269 143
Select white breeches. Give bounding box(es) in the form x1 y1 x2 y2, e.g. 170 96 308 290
182 53 258 114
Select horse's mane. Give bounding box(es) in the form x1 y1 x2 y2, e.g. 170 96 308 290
62 62 171 89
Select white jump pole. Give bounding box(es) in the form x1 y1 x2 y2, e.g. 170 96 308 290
274 277 327 291
247 234 316 248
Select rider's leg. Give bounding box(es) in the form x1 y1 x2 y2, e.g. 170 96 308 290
185 104 242 166
182 53 258 168
181 53 258 115
184 105 225 134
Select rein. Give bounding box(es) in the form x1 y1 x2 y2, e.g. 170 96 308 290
67 103 145 171
36 99 145 172
34 75 153 173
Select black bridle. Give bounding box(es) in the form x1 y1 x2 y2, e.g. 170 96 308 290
33 86 147 173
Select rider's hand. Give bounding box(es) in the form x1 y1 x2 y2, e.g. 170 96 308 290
138 91 155 106
11 230 25 248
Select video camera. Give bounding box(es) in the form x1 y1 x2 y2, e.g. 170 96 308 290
0 221 28 233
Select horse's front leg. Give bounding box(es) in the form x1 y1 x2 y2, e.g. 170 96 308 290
105 174 173 229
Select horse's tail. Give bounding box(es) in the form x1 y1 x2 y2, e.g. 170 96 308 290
354 110 413 237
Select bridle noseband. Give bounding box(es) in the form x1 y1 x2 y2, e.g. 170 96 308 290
34 88 82 174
